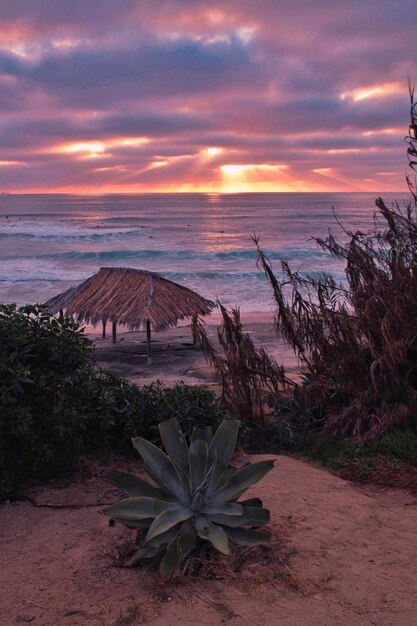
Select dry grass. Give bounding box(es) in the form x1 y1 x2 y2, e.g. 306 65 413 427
193 304 293 440
45 266 214 331
255 189 417 441
195 91 417 443
109 524 301 598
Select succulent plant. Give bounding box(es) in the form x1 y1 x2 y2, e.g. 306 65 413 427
103 418 274 579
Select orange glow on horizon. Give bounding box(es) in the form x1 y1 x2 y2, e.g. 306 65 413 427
5 177 405 194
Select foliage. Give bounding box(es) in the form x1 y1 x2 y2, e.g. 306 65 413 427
194 305 291 444
0 304 94 497
194 90 417 448
103 417 273 579
85 373 227 450
296 429 417 492
252 91 417 441
0 304 227 499
256 193 417 440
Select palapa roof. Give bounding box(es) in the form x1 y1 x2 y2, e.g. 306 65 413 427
45 266 215 331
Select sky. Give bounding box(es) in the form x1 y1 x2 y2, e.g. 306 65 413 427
0 0 415 194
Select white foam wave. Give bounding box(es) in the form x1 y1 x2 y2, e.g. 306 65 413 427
0 258 92 282
0 220 141 238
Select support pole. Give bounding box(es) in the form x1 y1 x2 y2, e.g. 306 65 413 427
59 309 64 318
146 319 152 364
192 313 198 346
102 320 106 339
112 320 117 343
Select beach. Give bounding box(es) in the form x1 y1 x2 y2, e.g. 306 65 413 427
89 311 301 388
0 190 408 380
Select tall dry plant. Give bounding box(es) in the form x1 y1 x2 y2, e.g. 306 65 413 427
193 305 291 439
255 89 417 440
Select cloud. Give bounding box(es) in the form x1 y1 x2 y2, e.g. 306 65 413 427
0 0 414 192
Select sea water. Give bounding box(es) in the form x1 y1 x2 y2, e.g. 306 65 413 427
0 192 410 312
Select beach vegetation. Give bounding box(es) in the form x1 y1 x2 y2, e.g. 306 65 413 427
192 304 289 446
0 304 226 499
196 89 417 466
103 417 273 579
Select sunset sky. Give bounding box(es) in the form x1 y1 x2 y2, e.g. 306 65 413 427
0 1 415 193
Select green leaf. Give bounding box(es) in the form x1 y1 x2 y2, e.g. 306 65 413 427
133 437 190 505
225 527 271 546
159 531 196 579
195 517 230 555
206 420 239 494
190 427 206 442
239 497 263 508
103 496 176 521
189 439 208 492
209 506 270 528
118 517 153 530
202 502 243 516
210 460 274 505
158 418 189 473
204 426 214 445
145 507 193 543
125 545 160 567
106 470 171 499
146 524 184 549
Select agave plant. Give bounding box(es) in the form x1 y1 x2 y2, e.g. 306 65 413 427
103 418 274 579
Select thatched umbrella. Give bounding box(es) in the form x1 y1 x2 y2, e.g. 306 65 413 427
45 267 215 361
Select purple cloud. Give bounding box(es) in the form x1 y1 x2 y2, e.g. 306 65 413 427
0 0 414 192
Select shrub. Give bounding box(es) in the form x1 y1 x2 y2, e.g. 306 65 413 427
103 418 273 579
83 372 227 451
194 90 417 449
256 91 417 442
0 304 95 497
194 304 291 448
0 304 227 499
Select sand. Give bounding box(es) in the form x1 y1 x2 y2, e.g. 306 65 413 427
89 312 301 387
1 456 416 625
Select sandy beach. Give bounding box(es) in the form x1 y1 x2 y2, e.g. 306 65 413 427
89 311 301 388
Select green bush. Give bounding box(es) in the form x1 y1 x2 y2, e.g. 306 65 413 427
83 372 226 450
0 304 95 497
292 428 417 473
0 304 227 499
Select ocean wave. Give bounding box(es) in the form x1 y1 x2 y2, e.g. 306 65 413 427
0 260 268 283
40 249 198 261
0 259 92 282
0 220 143 239
214 247 327 261
11 246 329 263
0 261 345 285
162 271 268 282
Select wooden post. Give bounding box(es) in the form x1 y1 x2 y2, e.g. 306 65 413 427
146 319 152 363
102 320 106 338
192 313 198 346
59 309 64 318
112 320 117 343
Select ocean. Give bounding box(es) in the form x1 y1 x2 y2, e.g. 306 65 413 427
0 192 410 313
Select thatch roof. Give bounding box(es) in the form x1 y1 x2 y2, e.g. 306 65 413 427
45 267 215 331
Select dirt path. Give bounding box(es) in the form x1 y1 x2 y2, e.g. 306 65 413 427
1 456 416 625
